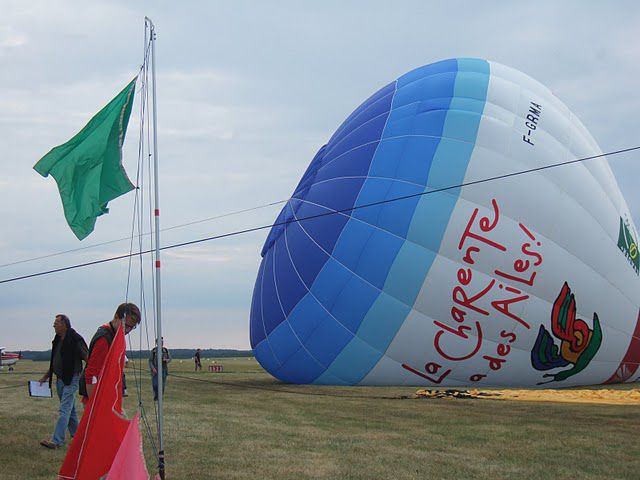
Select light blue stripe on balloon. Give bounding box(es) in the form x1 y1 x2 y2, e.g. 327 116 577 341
313 334 382 385
382 241 437 306
314 368 351 386
318 59 490 385
315 291 409 384
453 58 491 105
355 291 411 352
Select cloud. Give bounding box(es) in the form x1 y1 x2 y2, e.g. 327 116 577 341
0 30 27 50
164 248 235 264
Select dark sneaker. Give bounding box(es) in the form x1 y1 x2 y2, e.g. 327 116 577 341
40 439 60 449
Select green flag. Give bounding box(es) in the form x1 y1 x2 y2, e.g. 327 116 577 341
34 78 137 240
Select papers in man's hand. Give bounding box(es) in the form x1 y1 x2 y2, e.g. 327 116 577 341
28 380 52 398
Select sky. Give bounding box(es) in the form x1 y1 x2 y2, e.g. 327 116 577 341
1 1 639 350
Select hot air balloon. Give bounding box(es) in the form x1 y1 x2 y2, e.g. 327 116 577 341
250 58 640 387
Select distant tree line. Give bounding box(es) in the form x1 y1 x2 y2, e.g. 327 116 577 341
19 349 254 361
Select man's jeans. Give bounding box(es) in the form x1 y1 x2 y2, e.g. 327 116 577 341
52 374 79 445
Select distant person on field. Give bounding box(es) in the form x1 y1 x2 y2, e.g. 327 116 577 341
81 303 141 402
149 337 171 401
39 314 88 449
194 348 202 372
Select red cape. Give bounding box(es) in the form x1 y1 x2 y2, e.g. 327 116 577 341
106 413 149 480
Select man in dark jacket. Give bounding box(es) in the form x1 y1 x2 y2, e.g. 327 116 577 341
39 314 88 449
149 337 171 401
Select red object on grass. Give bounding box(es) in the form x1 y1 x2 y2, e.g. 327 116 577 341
106 413 150 480
59 324 129 479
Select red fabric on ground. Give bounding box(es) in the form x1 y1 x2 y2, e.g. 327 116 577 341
106 413 149 480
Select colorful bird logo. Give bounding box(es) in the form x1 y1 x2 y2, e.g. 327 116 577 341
531 282 602 383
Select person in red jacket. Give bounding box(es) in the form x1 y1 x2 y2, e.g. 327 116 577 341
83 303 141 400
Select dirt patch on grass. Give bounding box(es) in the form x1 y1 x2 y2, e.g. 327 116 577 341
414 388 640 405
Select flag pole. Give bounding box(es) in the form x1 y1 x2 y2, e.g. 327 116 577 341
145 16 165 480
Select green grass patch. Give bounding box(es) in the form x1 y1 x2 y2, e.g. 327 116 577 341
1 359 639 479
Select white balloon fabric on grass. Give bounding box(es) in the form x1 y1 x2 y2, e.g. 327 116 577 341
250 58 640 387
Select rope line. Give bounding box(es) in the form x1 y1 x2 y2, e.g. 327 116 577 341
0 199 286 270
132 31 161 453
1 145 638 286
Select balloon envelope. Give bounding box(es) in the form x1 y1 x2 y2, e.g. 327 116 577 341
250 58 640 387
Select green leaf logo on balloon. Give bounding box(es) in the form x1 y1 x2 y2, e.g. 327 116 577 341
618 217 639 275
531 282 602 384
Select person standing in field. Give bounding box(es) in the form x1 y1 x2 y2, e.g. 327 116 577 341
194 348 202 372
80 303 141 401
149 337 171 401
39 314 88 449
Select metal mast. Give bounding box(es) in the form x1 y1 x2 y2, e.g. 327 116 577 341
144 16 165 480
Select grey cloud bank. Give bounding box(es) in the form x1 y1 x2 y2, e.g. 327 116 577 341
1 1 639 349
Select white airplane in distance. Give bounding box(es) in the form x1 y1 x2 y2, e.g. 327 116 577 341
0 347 21 371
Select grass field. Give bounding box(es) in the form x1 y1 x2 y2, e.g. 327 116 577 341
1 358 639 479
